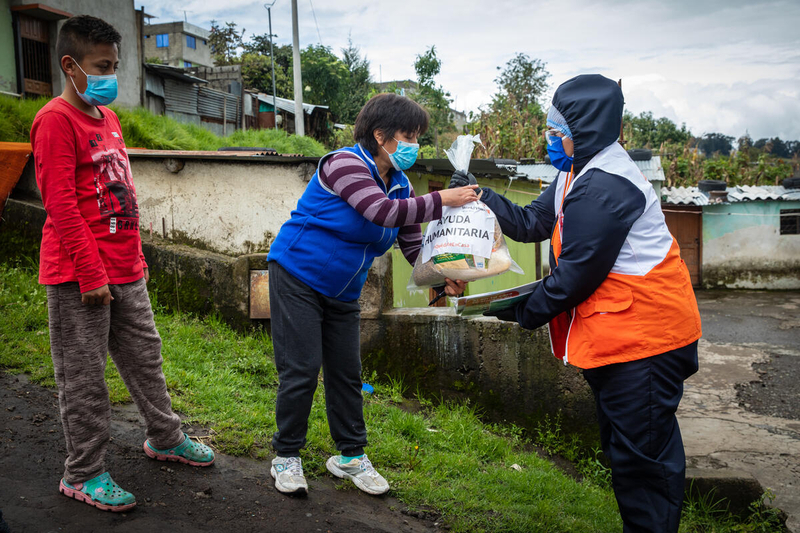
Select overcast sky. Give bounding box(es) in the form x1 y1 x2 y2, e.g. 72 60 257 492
136 0 800 141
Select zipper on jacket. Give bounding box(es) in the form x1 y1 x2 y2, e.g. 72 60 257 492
564 309 575 366
335 227 385 299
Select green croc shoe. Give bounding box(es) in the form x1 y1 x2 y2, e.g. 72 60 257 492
59 472 136 512
144 432 215 466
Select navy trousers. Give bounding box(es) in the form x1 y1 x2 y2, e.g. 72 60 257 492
268 261 367 457
582 341 699 533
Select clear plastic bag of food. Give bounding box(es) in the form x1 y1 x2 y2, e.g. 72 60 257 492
408 135 523 289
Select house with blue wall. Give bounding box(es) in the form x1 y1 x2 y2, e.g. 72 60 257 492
662 184 800 289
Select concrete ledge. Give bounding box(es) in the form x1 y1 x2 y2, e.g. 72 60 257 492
685 467 766 516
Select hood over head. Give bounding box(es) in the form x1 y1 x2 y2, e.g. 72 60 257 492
548 74 624 173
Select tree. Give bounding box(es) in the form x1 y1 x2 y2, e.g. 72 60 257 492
240 53 291 98
468 53 549 159
754 137 791 158
696 133 734 157
338 38 372 124
412 46 453 155
494 53 550 111
294 45 349 116
243 35 293 72
209 20 244 66
623 111 691 149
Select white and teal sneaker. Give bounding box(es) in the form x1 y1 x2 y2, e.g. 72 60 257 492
326 454 389 495
270 456 308 494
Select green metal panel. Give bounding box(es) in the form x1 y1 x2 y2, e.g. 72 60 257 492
392 171 546 308
0 0 18 94
702 201 800 242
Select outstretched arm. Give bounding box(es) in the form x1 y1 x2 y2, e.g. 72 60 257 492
479 179 558 243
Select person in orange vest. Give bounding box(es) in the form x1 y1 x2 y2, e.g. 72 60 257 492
450 74 702 532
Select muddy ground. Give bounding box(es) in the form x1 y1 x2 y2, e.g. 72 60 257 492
695 290 800 420
0 373 439 533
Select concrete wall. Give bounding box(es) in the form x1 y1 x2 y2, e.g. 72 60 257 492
11 152 315 256
144 21 212 68
129 154 316 255
8 0 143 106
703 201 800 289
188 65 242 93
0 0 17 94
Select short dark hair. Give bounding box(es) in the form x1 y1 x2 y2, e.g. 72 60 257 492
56 15 121 70
354 93 429 155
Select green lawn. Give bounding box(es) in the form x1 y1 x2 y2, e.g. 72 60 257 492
0 259 784 532
0 94 327 156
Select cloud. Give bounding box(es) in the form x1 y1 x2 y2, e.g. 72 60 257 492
137 0 800 139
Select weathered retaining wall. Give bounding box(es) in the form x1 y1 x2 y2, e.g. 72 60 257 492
11 152 317 257
361 308 597 439
702 202 800 289
358 251 596 439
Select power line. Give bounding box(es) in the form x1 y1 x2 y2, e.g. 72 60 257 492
308 0 322 46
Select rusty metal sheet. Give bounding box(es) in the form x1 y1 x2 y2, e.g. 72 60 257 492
250 270 270 319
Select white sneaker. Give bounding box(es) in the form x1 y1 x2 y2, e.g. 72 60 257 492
326 454 390 495
270 456 308 494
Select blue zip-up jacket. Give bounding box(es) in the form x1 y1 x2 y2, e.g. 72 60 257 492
481 74 647 329
268 144 411 301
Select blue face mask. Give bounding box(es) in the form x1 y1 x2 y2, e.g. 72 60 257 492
383 138 419 171
70 58 118 107
546 134 574 172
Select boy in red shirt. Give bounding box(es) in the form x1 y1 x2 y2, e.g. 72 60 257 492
31 15 214 512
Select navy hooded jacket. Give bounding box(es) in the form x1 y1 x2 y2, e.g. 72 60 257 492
480 74 647 330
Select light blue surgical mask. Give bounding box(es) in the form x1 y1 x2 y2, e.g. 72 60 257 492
69 57 118 107
383 138 419 171
546 134 574 172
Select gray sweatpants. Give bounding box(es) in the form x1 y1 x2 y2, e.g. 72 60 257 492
46 278 184 484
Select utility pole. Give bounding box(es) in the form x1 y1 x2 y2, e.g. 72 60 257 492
264 1 278 130
291 0 304 136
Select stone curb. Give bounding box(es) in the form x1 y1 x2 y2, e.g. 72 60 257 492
685 467 765 515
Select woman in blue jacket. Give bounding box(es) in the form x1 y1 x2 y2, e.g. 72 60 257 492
266 93 478 496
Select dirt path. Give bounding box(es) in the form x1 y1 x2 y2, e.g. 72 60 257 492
0 373 440 533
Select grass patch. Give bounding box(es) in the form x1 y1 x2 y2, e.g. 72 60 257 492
0 94 326 156
0 262 786 532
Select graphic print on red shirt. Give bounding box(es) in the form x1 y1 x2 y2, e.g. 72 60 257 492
91 143 139 228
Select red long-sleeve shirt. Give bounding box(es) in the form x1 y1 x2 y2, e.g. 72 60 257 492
31 97 146 292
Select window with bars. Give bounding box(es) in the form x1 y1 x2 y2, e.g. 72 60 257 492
17 13 52 96
184 61 192 67
156 34 169 47
780 209 800 235
186 35 196 49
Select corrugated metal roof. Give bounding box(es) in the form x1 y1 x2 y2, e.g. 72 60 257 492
163 79 198 115
517 164 559 184
516 154 665 184
144 63 208 84
256 94 329 116
662 185 800 205
198 86 240 122
145 71 164 98
661 187 709 206
636 156 665 182
410 158 517 178
727 185 800 202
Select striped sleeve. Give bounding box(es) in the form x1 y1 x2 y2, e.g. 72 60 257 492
320 152 442 227
397 183 423 265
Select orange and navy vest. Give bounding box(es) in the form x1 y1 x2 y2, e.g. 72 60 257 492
548 142 702 369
